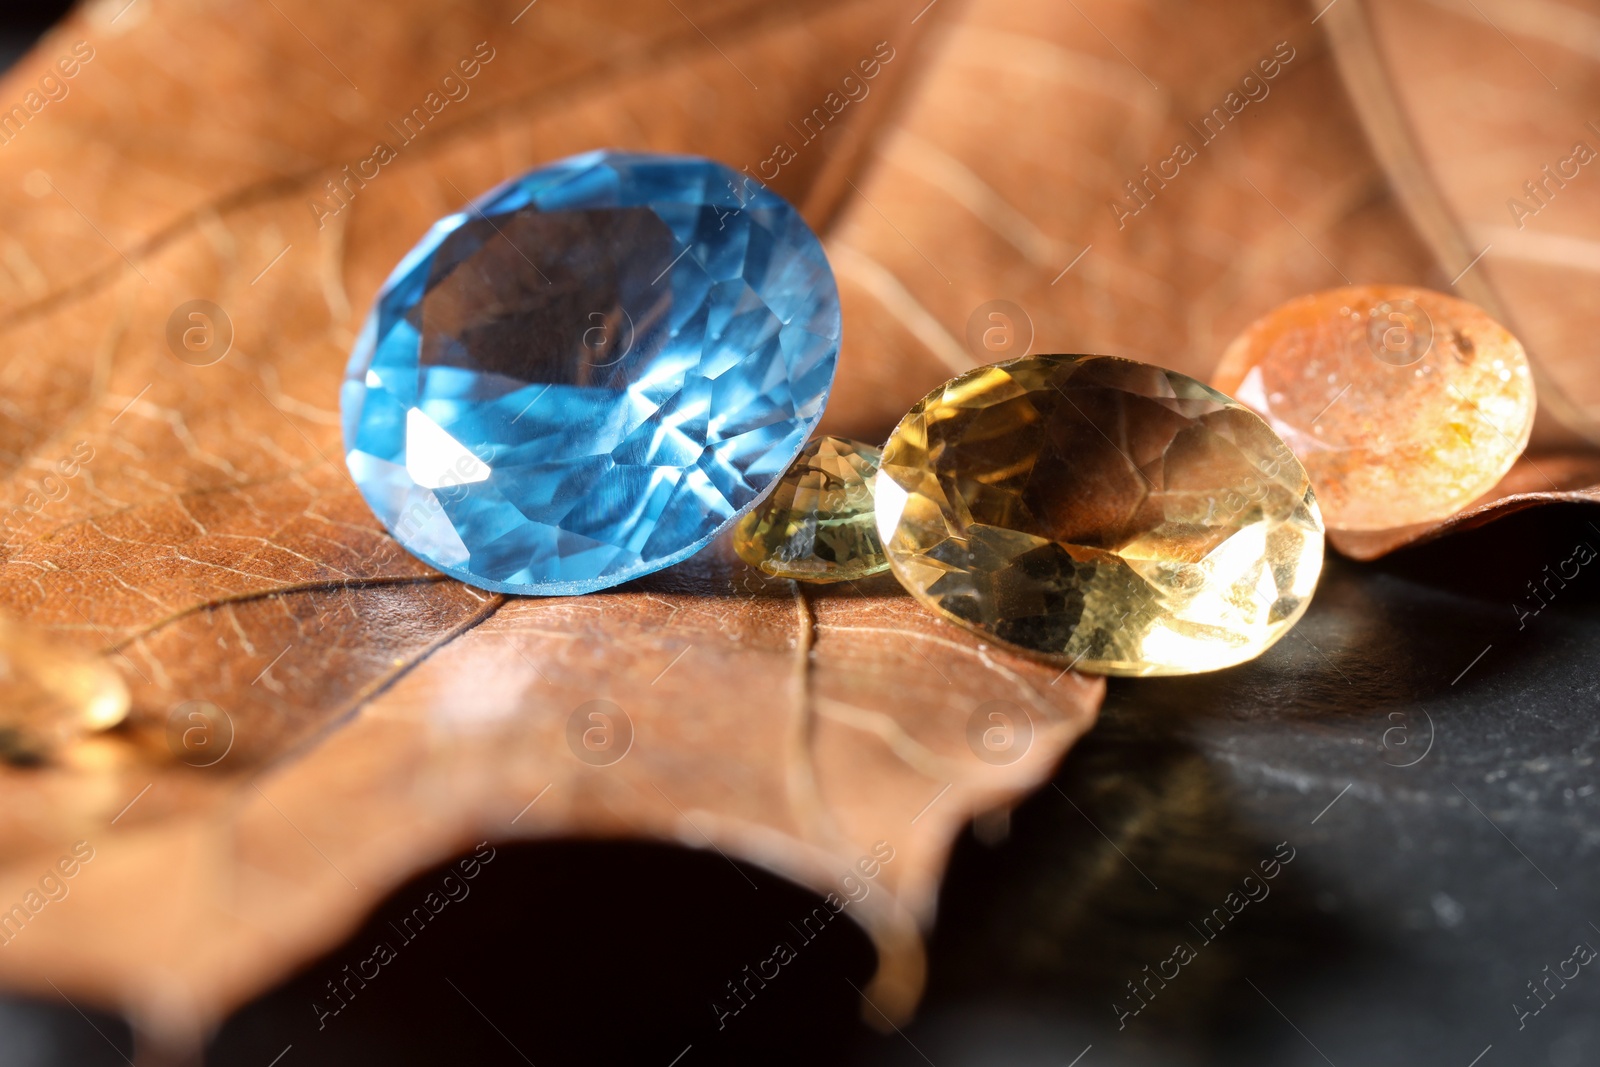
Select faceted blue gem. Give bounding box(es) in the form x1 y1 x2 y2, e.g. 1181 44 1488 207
341 151 841 595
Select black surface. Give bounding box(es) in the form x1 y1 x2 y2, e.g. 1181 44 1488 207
0 2 72 72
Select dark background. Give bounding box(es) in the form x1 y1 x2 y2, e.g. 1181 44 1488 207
2 8 1598 1066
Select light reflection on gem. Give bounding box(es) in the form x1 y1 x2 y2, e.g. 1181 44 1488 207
733 436 889 583
876 355 1325 677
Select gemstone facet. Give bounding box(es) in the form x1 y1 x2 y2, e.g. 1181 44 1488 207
1212 285 1534 531
732 435 889 583
875 355 1325 677
342 151 842 595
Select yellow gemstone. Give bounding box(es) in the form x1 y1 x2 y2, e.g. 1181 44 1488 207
0 616 130 762
733 435 890 583
874 355 1325 676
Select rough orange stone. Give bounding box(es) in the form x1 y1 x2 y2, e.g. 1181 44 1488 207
1213 286 1535 532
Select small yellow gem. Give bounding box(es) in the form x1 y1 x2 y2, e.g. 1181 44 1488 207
733 435 890 583
874 355 1325 676
0 616 130 762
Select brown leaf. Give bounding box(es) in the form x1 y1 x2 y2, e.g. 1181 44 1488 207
0 0 1102 1045
817 0 1444 441
1313 0 1600 553
1319 0 1600 447
1327 452 1600 559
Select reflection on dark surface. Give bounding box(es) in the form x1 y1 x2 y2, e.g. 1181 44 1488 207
883 506 1600 1067
918 715 1358 1064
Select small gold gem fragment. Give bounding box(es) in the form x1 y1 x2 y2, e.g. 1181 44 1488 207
733 435 890 583
0 616 130 762
875 355 1325 676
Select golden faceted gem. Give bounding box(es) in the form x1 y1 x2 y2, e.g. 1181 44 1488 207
874 355 1325 677
1213 285 1535 532
733 435 890 583
0 616 130 762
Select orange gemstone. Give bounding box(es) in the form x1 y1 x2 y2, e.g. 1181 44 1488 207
1213 286 1535 531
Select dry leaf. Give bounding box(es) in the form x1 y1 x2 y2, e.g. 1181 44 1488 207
0 0 1104 1046
1327 452 1600 559
816 0 1442 440
1313 0 1600 555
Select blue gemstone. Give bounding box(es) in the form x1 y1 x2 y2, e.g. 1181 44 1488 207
342 151 841 595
